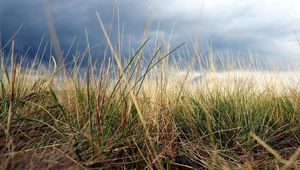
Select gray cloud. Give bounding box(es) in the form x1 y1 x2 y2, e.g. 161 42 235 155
0 0 300 67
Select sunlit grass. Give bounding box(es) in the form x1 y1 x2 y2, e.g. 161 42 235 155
0 14 300 170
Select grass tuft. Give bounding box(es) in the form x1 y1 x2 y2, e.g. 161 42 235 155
1 13 300 170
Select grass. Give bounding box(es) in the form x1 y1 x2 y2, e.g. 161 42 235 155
1 14 300 170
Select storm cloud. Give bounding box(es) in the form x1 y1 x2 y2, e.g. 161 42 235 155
0 0 300 67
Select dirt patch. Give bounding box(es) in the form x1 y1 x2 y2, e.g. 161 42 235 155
0 147 86 170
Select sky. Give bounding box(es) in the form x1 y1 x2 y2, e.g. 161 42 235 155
0 0 300 68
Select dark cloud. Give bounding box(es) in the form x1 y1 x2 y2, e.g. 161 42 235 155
0 0 300 67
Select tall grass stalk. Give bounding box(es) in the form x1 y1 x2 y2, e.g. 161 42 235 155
6 41 15 136
0 13 299 170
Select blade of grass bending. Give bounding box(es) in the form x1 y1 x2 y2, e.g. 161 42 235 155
136 47 161 95
106 42 154 113
122 47 161 98
22 100 60 126
105 38 150 115
118 38 151 87
97 11 148 111
99 41 149 118
118 56 141 99
48 85 80 145
25 118 65 138
107 37 151 103
125 43 185 98
97 12 164 169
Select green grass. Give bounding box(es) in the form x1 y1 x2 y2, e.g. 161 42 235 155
1 16 300 170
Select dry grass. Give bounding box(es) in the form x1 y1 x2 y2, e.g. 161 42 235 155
0 13 300 170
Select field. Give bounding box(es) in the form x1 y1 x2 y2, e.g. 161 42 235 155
1 15 300 170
